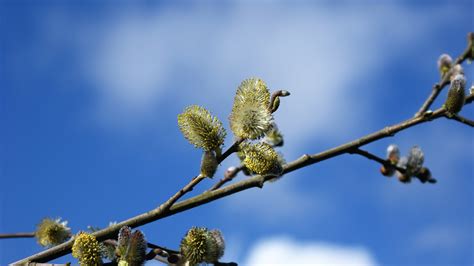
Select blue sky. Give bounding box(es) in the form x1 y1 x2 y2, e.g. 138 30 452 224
1 0 473 265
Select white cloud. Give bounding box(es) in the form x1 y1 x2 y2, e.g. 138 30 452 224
70 2 450 143
244 236 378 266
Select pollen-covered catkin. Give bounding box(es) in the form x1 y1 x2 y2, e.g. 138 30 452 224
240 142 283 175
178 105 226 152
35 218 71 247
229 78 273 139
72 232 101 266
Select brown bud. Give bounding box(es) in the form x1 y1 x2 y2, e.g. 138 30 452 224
397 172 411 183
416 167 432 183
380 165 395 177
437 54 452 77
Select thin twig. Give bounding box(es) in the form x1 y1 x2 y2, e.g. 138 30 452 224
160 139 245 212
217 138 244 163
0 232 35 239
147 242 179 255
209 165 245 191
415 33 472 117
13 92 473 264
349 148 406 173
447 114 474 127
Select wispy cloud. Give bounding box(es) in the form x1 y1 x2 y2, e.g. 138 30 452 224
62 2 452 144
244 236 378 265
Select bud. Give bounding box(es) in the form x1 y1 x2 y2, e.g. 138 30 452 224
224 166 238 179
271 96 281 113
229 78 273 139
116 226 147 266
240 142 283 175
200 151 218 178
449 64 464 82
396 157 411 183
381 144 400 177
386 144 400 164
205 229 225 263
269 90 290 113
406 146 424 177
380 165 394 177
72 232 101 266
416 167 433 183
178 105 226 152
445 74 466 115
35 218 71 247
262 124 284 147
437 54 452 77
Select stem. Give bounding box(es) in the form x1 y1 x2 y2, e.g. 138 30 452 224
447 114 474 127
217 138 244 163
349 148 406 173
0 232 35 239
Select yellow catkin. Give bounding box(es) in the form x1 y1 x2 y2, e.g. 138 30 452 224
35 218 71 247
241 142 282 175
72 232 101 266
178 105 226 151
229 78 273 139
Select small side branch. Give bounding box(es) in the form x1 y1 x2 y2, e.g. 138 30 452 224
217 139 244 163
349 148 405 174
0 232 35 239
447 114 474 127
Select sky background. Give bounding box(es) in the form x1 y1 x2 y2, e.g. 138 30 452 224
1 0 473 265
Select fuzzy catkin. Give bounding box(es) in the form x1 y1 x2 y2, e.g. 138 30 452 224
178 105 226 151
229 78 273 139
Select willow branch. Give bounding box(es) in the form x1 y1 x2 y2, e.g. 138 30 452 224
14 91 473 264
0 232 35 239
447 113 474 127
415 33 472 117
